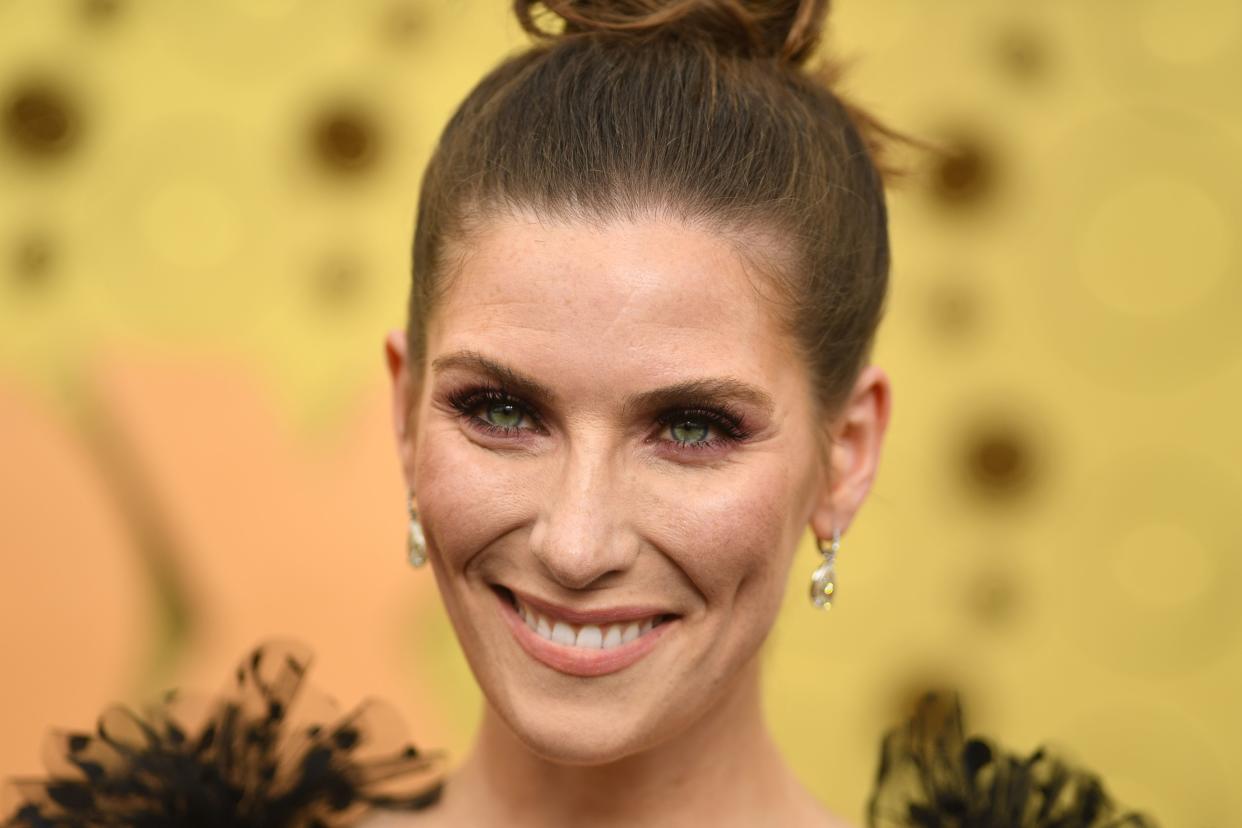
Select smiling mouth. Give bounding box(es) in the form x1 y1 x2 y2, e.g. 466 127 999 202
503 588 672 649
493 586 679 676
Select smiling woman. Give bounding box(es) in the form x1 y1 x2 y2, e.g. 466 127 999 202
389 214 858 790
3 1 1160 827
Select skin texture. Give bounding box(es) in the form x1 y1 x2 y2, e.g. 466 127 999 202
379 212 890 827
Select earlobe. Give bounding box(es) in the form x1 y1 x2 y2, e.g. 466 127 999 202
807 365 892 541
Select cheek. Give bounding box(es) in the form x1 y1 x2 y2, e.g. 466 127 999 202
411 420 536 571
415 410 811 619
638 457 801 610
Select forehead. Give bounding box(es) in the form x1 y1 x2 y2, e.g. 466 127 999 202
428 214 804 394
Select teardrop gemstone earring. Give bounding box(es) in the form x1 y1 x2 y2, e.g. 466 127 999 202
407 493 427 568
809 529 839 609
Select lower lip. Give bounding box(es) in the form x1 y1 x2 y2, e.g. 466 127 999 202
496 590 676 678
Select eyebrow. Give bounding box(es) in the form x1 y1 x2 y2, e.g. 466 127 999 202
431 350 775 417
433 350 558 407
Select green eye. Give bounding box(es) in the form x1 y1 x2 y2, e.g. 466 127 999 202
669 419 710 445
485 402 525 429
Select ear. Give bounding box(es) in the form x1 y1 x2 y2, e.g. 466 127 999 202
808 365 892 542
384 329 420 494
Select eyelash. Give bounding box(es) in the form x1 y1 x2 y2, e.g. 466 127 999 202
654 407 750 449
444 384 751 451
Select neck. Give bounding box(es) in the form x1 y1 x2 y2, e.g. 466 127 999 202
436 657 822 828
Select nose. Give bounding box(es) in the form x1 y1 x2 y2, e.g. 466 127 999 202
529 435 638 590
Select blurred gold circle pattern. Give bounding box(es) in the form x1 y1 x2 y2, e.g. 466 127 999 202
1137 0 1240 65
380 2 430 46
76 116 278 345
1024 106 1242 389
139 181 242 272
10 230 57 293
311 255 366 311
1111 522 1211 611
151 0 349 82
80 0 123 25
1060 700 1235 827
962 560 1025 631
830 0 928 58
1075 1 1242 115
951 402 1051 508
1059 451 1241 676
991 21 1053 85
921 274 982 342
1078 174 1228 318
967 429 1029 490
926 129 1000 211
237 0 299 18
3 77 81 160
309 102 383 176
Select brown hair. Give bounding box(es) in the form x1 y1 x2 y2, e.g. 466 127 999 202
407 0 911 414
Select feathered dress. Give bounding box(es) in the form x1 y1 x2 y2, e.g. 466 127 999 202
2 640 1158 827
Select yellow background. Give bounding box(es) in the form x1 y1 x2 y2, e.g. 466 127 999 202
2 1 1239 825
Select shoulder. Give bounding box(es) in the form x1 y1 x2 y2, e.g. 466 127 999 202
2 640 445 828
867 691 1160 828
355 809 449 828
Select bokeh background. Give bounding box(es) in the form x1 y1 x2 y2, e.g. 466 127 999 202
2 1 1239 825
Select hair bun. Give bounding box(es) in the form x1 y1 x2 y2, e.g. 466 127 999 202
515 0 831 66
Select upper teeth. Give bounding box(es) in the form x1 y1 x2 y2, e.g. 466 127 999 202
516 598 659 650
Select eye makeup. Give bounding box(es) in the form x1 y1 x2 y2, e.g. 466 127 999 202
446 384 543 437
441 381 754 451
653 406 750 450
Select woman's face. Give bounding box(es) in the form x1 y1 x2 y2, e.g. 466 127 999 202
388 212 884 764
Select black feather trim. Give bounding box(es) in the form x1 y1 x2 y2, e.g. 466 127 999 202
3 639 445 827
867 692 1159 828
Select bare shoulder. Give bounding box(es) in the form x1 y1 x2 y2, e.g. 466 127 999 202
793 795 857 828
790 778 856 828
812 808 858 828
821 815 857 828
357 809 446 828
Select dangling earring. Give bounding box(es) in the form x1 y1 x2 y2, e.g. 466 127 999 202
407 492 427 568
809 528 839 609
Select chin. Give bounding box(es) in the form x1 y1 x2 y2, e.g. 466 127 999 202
498 693 670 766
452 607 700 766
438 576 756 767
